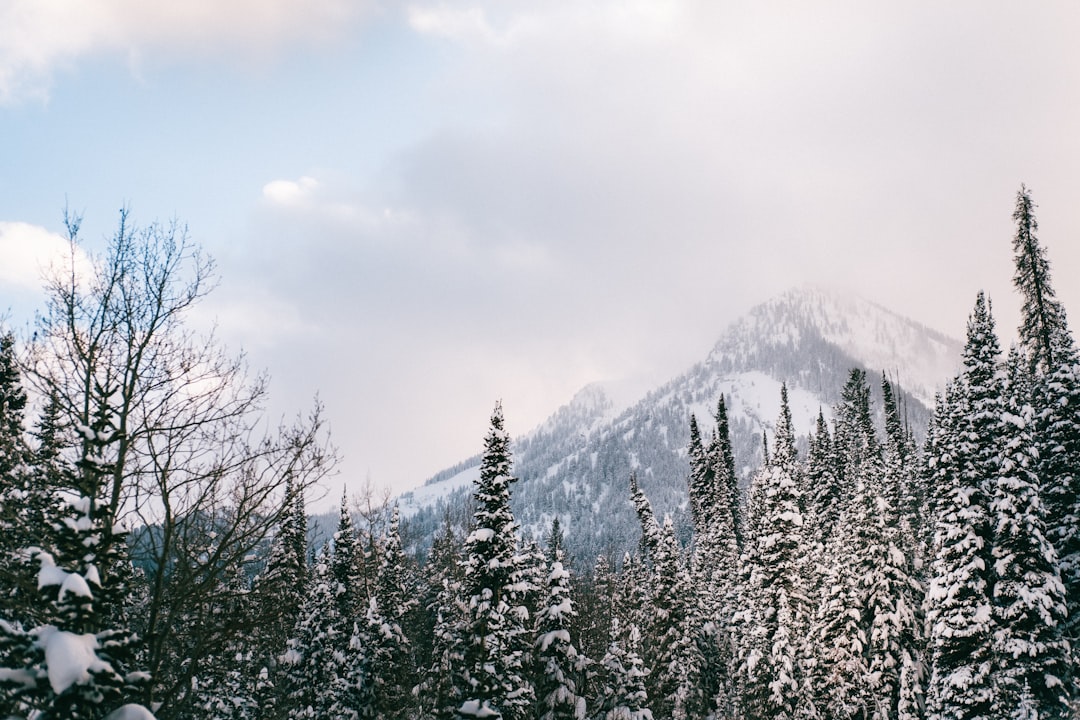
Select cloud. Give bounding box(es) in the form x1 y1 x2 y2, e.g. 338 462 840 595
262 176 320 208
0 222 90 291
229 2 1080 497
0 0 374 103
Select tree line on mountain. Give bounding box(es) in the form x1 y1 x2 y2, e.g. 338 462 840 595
2 185 1079 720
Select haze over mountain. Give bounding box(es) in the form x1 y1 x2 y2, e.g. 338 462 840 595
393 286 962 561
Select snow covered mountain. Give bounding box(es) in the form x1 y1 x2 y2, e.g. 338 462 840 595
397 286 962 561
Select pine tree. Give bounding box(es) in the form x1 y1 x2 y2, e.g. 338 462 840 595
456 402 533 720
326 498 369 720
0 331 43 626
809 500 870 720
989 348 1071 718
1011 185 1072 376
925 293 999 720
331 494 363 621
423 520 467 720
372 505 415 716
281 549 342 720
574 553 614 699
876 378 925 720
710 396 742 552
740 385 807 720
688 405 741 717
189 559 262 720
594 620 652 720
686 415 710 531
1010 187 1080 682
644 517 700 720
15 494 148 719
803 409 841 556
251 478 309 717
534 520 587 720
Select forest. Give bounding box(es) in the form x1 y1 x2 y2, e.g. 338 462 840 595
1 185 1079 720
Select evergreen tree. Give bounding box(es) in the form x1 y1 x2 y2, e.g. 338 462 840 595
11 493 148 720
740 385 807 720
456 403 533 720
803 409 841 556
644 517 700 720
1011 185 1072 376
423 521 467 720
594 620 652 720
326 499 369 720
251 478 309 718
372 505 415 716
534 520 587 720
925 293 999 720
281 549 343 720
688 406 741 717
989 348 1071 717
710 396 742 552
1009 187 1080 680
574 554 614 699
0 332 45 627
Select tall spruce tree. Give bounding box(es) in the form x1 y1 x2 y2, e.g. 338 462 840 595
594 619 652 720
989 348 1071 717
740 385 807 720
455 402 533 720
372 505 415 717
533 520 587 720
281 549 342 720
687 406 740 717
1010 185 1080 683
422 520 467 720
1011 185 1072 376
925 293 999 720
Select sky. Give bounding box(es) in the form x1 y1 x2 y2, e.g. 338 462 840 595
2 1 1080 509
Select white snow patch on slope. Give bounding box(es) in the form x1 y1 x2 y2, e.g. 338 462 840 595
397 464 479 519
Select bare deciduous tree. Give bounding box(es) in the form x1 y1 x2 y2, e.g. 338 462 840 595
23 209 336 718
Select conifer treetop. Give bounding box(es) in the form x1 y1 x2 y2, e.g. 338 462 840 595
1012 185 1073 374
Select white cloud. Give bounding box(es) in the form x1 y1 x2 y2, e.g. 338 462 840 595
262 176 321 208
407 5 501 43
0 0 374 103
0 222 91 291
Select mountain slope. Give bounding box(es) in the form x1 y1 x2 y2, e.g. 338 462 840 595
398 286 962 562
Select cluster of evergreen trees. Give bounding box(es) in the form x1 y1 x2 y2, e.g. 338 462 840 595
4 186 1080 720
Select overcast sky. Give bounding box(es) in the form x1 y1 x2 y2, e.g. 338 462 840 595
2 1 1080 508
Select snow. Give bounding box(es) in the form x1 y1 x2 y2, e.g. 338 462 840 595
537 629 571 652
459 699 502 718
468 528 496 543
35 625 113 694
103 704 158 720
397 464 480 519
37 551 93 600
0 668 37 688
59 571 94 600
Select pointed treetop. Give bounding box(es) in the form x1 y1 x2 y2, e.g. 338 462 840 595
962 291 1002 393
1012 184 1073 374
772 383 797 469
881 372 904 450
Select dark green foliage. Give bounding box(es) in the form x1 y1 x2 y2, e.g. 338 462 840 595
925 294 999 720
1012 185 1072 376
456 403 534 719
989 349 1071 718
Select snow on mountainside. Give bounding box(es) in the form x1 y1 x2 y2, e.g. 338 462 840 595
714 286 959 407
397 286 963 561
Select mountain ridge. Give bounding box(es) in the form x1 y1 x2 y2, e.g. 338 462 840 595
394 286 963 561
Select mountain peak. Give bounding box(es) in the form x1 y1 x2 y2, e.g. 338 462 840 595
398 286 963 561
710 285 960 406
